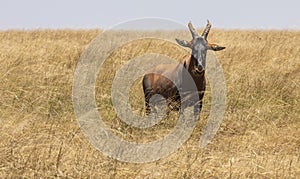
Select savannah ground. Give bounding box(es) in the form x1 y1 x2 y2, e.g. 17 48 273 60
0 28 299 178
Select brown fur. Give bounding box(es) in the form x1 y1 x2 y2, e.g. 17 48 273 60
142 54 205 115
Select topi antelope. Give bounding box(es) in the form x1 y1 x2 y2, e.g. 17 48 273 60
142 20 225 118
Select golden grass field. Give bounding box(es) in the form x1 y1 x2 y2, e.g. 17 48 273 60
0 28 299 178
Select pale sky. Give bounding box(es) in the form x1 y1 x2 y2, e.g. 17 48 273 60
1 0 299 30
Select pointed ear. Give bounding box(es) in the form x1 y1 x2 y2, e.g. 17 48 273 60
175 38 192 48
208 43 226 51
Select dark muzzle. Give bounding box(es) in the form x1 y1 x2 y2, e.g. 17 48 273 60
195 65 205 74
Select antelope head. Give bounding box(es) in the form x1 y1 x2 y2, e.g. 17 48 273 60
176 20 225 73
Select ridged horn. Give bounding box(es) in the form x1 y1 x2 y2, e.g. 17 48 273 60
201 20 211 40
188 22 199 39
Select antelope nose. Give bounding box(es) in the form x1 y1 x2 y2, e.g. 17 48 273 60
197 65 204 72
195 65 205 74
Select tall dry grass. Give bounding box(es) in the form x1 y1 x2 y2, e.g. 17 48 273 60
0 29 299 178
